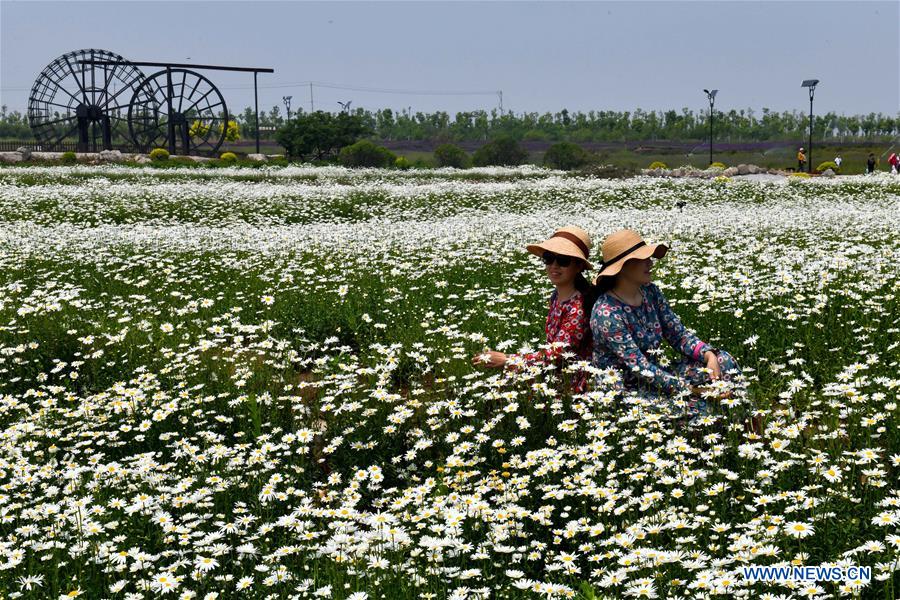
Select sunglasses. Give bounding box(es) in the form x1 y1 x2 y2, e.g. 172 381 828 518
541 251 575 267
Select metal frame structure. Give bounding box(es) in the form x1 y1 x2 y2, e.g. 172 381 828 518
27 49 273 155
27 49 148 152
83 59 274 155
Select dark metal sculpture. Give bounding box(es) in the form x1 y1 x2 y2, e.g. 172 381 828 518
128 68 228 155
28 49 146 152
28 50 272 155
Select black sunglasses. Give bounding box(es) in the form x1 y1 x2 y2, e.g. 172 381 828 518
541 251 574 267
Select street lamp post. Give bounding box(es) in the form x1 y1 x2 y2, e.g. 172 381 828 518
703 89 718 166
801 79 819 173
283 95 292 121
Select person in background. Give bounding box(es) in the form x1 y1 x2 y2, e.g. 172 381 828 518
889 152 899 174
834 154 842 170
797 147 806 172
867 153 877 174
473 226 596 393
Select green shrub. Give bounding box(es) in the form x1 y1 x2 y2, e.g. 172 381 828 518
219 152 238 163
149 148 170 161
61 151 77 164
338 140 397 168
276 111 372 161
394 156 411 170
648 161 667 170
543 142 591 170
472 137 528 167
434 144 470 169
816 161 839 172
710 161 727 169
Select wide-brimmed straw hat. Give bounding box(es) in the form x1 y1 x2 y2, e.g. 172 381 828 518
526 226 593 269
593 229 668 283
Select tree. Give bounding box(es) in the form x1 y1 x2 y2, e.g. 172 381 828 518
543 141 591 170
472 136 528 167
338 140 396 167
222 120 240 142
275 111 371 161
434 144 470 168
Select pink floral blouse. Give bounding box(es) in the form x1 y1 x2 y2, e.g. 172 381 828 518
513 290 592 393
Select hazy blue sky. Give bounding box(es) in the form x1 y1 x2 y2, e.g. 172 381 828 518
2 1 898 117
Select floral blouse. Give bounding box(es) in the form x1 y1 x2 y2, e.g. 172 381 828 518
513 290 592 392
590 283 711 396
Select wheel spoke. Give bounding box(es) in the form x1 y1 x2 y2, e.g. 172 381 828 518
63 55 88 105
48 121 81 149
177 71 189 113
182 88 220 117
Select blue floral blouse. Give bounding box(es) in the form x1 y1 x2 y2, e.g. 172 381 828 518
590 283 712 396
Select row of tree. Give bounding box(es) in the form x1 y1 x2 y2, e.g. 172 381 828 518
3 103 899 144
236 105 900 143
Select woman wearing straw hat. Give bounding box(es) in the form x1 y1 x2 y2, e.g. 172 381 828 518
472 226 596 393
590 229 741 422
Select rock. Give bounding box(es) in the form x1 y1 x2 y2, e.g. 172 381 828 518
266 154 284 159
247 153 267 162
135 155 152 164
188 155 213 163
31 152 65 161
748 164 759 174
737 164 750 175
0 151 24 163
723 167 738 177
821 168 836 177
99 149 124 162
16 147 32 160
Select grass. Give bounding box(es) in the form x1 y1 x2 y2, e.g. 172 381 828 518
0 168 898 598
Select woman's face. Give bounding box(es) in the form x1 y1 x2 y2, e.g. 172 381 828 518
543 253 583 287
619 257 653 285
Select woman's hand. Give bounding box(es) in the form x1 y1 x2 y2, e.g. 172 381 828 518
704 350 722 381
472 350 508 368
690 384 732 401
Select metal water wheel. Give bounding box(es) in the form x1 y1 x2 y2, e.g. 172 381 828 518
27 49 146 151
127 69 228 155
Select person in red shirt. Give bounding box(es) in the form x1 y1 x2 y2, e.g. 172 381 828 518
473 226 596 392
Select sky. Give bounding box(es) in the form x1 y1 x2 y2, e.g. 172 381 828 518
1 0 898 118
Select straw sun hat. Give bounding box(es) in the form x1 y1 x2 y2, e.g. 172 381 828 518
526 226 593 269
593 229 668 284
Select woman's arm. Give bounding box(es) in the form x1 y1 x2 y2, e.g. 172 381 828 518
648 284 712 361
591 302 688 396
518 298 587 365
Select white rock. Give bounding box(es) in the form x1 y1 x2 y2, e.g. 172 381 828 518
737 164 750 175
821 168 836 177
16 147 32 160
135 155 152 164
31 152 65 161
247 153 267 162
99 149 124 162
723 167 738 177
0 151 24 163
748 164 759 174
